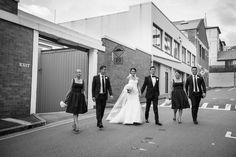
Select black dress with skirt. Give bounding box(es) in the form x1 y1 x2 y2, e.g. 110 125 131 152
65 79 87 114
171 80 190 109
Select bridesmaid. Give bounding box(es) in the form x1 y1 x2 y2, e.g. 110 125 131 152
171 70 190 123
65 69 87 133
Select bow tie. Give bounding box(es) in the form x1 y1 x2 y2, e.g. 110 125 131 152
152 76 156 78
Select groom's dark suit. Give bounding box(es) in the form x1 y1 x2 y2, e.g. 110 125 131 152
185 74 206 123
92 74 112 127
141 75 160 124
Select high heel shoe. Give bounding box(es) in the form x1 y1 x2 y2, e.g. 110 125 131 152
177 118 182 124
173 118 176 121
73 127 79 133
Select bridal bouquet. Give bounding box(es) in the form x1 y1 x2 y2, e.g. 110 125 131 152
126 84 133 94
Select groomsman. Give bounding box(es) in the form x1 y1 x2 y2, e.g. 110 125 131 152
141 66 162 126
92 65 113 128
185 66 206 124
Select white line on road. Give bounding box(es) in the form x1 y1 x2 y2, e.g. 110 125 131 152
200 103 208 109
225 131 236 139
0 111 106 141
225 104 231 111
230 99 235 101
228 88 236 91
214 89 221 92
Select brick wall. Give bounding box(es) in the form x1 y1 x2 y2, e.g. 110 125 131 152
99 38 152 103
0 19 33 118
0 0 18 15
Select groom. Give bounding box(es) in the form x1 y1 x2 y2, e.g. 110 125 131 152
92 65 113 128
185 66 206 124
141 66 162 126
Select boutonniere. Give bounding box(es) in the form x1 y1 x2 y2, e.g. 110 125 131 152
105 76 108 79
156 78 159 80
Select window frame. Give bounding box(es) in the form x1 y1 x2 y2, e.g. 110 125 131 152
164 33 172 55
187 51 191 66
152 23 163 50
174 40 180 60
182 46 186 63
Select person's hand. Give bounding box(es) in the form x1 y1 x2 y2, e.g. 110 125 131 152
92 97 96 102
110 95 114 99
202 93 206 98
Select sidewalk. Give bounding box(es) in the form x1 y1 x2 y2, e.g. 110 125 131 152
0 95 167 137
0 114 46 136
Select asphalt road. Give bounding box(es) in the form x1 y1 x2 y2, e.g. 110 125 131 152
0 87 235 157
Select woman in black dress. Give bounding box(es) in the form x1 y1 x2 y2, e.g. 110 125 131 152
171 70 189 123
65 69 87 133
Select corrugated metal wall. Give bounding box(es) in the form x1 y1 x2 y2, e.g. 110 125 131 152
37 48 88 113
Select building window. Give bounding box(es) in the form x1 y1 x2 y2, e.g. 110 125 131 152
182 46 186 63
165 72 168 93
202 47 205 60
164 33 172 55
199 45 202 58
153 23 162 49
174 41 180 59
192 54 196 66
187 51 191 65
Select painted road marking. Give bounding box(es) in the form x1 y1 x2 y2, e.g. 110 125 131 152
212 98 216 100
225 131 236 139
214 89 221 92
160 102 171 107
225 104 231 111
200 103 208 109
228 88 236 91
230 99 235 101
0 111 110 141
159 102 235 111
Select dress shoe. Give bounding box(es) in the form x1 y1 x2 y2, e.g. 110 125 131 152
155 122 162 126
98 124 103 128
194 121 198 125
145 120 149 123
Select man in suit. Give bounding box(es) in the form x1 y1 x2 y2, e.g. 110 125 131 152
92 65 113 128
185 66 206 124
141 66 162 126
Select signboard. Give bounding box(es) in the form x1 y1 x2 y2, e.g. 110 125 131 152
112 45 124 65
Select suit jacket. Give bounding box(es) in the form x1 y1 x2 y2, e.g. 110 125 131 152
141 75 160 99
92 75 113 100
185 75 206 98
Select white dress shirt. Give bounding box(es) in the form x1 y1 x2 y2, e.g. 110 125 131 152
151 75 156 86
100 74 106 93
192 75 199 92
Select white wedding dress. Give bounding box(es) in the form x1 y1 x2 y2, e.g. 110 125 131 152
106 78 145 124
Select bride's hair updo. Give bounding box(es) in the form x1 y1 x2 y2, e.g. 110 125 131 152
127 68 138 79
130 68 137 72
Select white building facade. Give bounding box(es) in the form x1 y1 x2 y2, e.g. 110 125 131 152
61 2 197 95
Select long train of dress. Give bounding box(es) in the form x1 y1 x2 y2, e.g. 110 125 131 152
106 79 144 124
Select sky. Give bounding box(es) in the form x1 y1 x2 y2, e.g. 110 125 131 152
19 0 236 46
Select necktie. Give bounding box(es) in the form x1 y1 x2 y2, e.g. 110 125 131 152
102 76 105 93
194 76 198 92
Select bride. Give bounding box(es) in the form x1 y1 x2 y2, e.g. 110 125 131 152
106 68 145 124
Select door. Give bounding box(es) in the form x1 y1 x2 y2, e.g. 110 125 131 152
36 48 88 113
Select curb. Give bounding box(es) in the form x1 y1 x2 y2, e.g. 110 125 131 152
0 114 46 136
